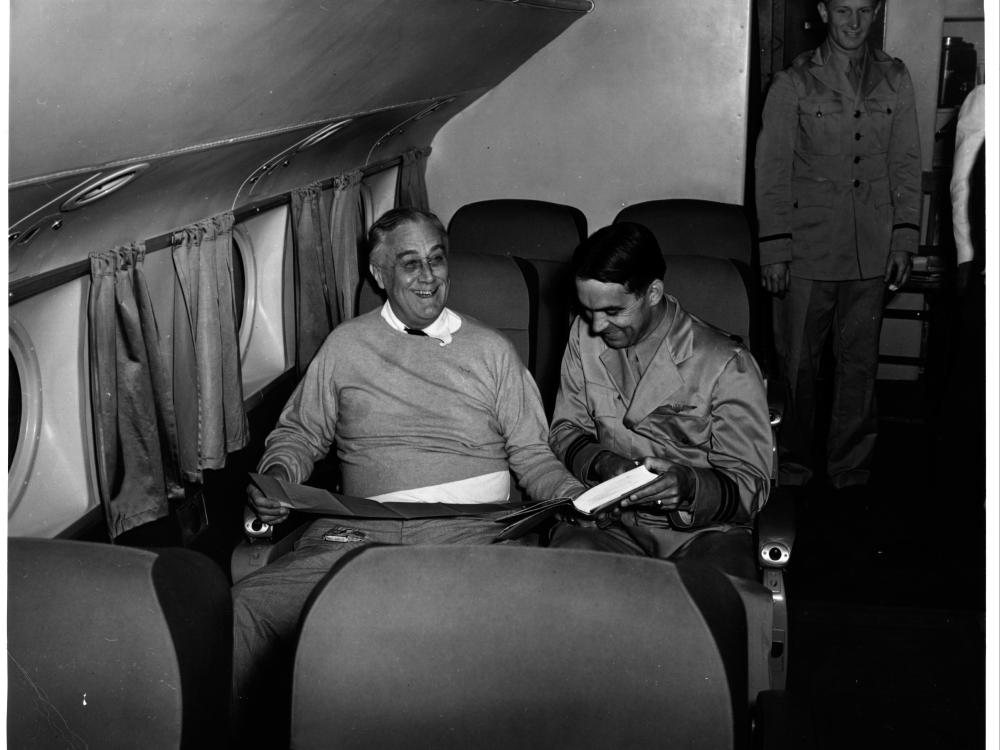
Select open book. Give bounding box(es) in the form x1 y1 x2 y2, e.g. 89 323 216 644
495 465 658 541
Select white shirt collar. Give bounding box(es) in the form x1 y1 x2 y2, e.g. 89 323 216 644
380 302 462 346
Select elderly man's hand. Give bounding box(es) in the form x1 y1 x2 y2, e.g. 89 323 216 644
247 468 291 525
619 457 694 512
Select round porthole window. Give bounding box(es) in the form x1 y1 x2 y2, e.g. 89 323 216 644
8 319 43 515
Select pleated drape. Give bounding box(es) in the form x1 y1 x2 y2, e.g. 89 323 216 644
290 184 337 372
329 170 365 322
88 244 183 538
395 147 431 211
171 213 249 482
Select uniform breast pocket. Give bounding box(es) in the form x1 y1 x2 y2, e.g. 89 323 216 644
643 406 712 450
588 384 627 453
865 97 895 148
588 383 623 418
797 97 845 156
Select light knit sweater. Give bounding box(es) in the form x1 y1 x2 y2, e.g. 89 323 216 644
259 309 584 501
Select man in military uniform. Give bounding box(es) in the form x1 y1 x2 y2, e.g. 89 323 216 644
755 0 921 493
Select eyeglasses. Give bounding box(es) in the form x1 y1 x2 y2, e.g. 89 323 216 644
391 253 448 276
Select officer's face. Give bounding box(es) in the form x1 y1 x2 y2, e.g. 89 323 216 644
370 220 450 329
575 278 663 350
818 0 880 54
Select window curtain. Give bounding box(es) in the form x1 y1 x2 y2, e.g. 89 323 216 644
290 183 337 373
329 170 365 322
88 244 183 539
395 147 431 211
172 213 249 482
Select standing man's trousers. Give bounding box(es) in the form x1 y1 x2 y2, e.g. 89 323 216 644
772 276 886 488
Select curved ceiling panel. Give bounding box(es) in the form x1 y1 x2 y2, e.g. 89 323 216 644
10 0 583 184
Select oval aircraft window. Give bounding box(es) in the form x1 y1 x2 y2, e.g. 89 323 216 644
8 319 43 515
233 237 247 330
232 224 257 360
9 352 22 469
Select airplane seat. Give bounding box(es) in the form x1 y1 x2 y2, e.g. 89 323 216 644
290 544 789 749
7 538 232 750
614 199 767 369
660 253 794 691
447 199 587 417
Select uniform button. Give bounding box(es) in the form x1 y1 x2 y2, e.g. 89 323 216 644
854 156 861 164
854 110 862 118
855 132 862 140
853 179 861 187
887 108 893 114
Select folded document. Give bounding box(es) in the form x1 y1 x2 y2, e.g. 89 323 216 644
494 465 658 541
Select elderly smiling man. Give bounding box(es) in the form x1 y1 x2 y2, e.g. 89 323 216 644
232 207 584 745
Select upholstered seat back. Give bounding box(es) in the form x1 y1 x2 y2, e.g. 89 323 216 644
448 199 587 416
662 254 752 348
614 199 754 265
7 538 232 750
448 198 586 263
291 545 749 750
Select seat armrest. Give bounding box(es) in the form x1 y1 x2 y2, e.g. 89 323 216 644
756 486 795 569
765 377 784 428
231 518 310 584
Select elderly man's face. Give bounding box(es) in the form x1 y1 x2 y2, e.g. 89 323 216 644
818 0 880 54
575 277 663 350
371 219 450 329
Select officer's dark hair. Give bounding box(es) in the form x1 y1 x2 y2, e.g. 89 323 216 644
571 222 665 295
368 207 447 262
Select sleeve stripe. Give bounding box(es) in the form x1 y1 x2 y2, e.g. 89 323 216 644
710 470 740 523
892 223 921 233
564 434 597 472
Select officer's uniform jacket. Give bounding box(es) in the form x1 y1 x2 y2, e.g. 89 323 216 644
755 41 922 279
550 297 772 552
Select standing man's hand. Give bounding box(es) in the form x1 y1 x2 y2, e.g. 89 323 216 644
760 262 790 296
884 252 912 292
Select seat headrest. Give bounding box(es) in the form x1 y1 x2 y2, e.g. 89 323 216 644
615 199 752 264
292 545 747 749
7 538 232 750
448 199 587 262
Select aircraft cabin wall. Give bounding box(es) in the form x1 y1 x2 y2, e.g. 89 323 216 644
427 0 754 230
8 0 589 539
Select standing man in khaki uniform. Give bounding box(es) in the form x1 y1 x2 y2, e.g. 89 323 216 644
755 0 921 493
